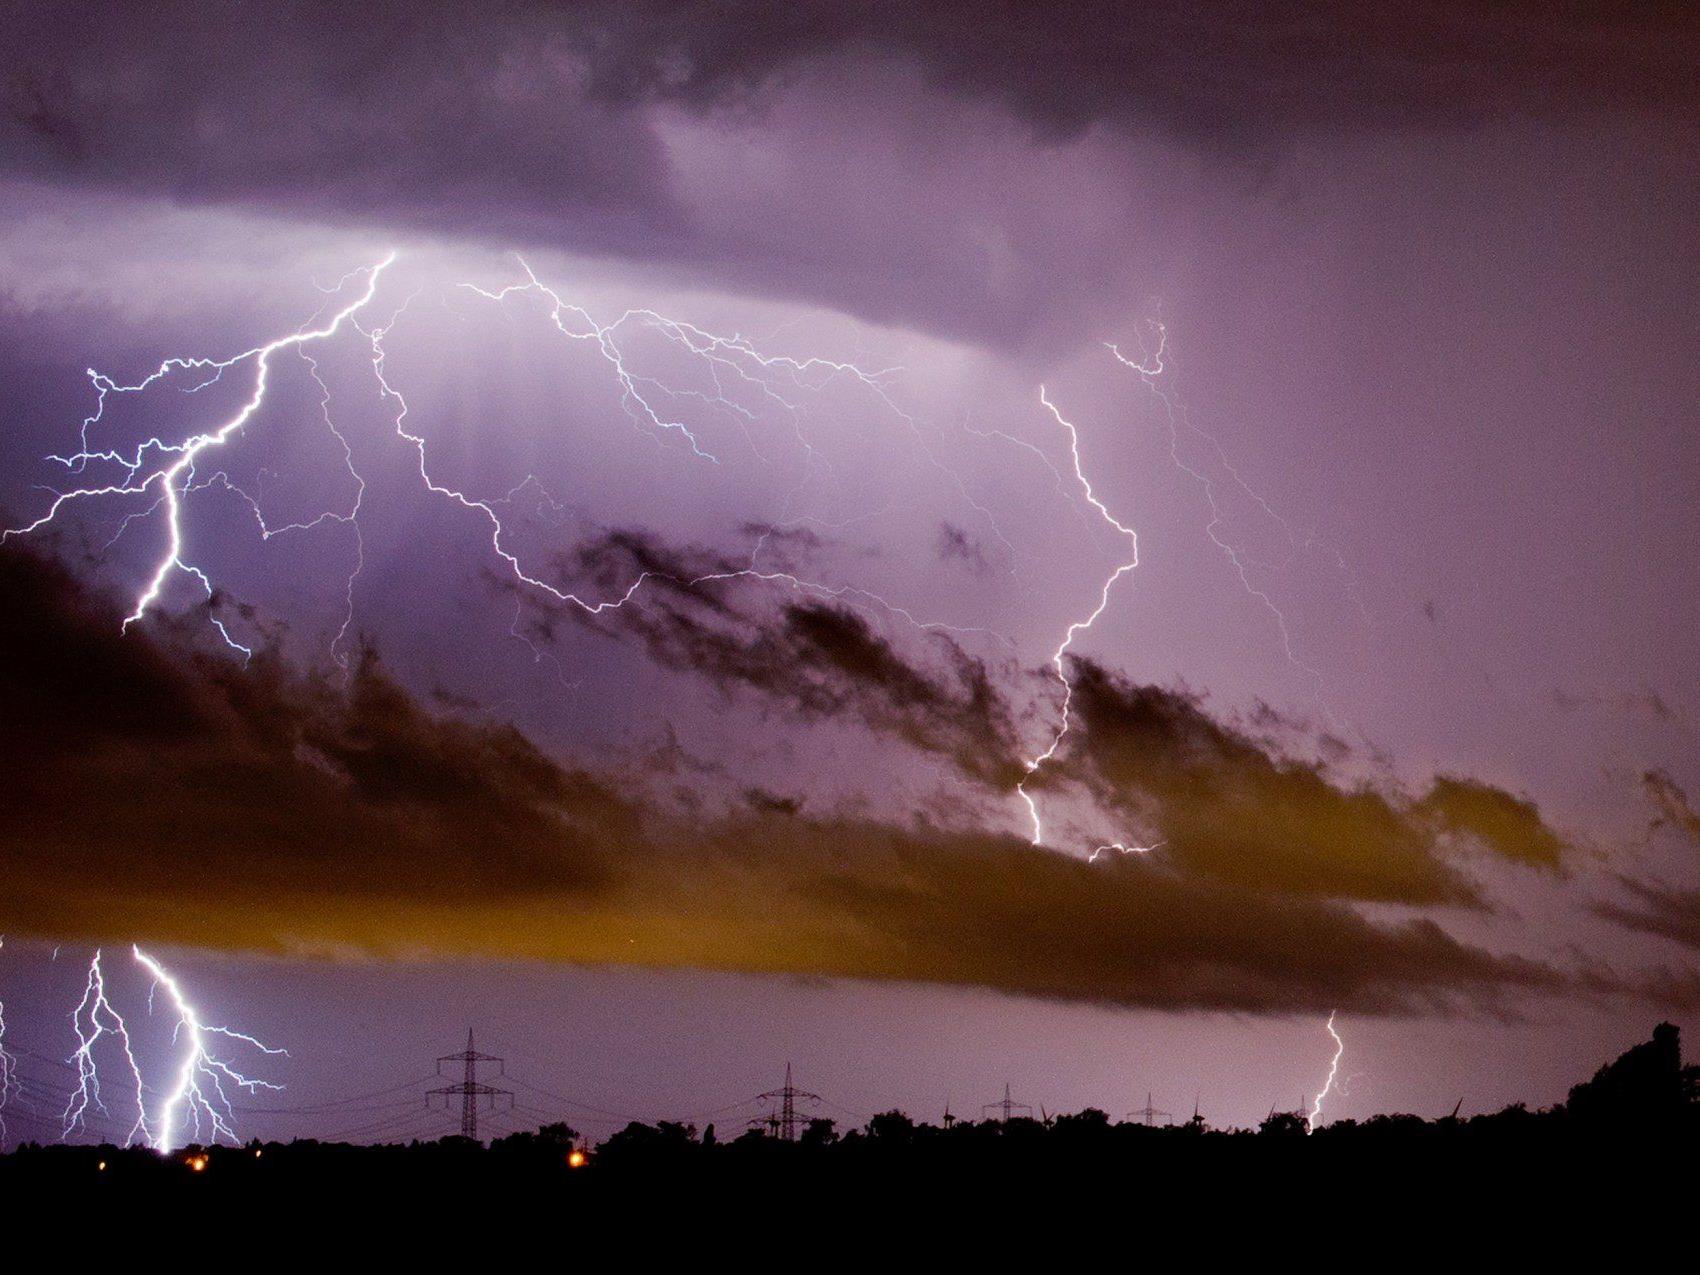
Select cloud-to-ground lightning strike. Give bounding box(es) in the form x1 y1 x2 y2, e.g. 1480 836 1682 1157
1 253 394 657
64 950 148 1144
132 947 285 1154
1016 387 1143 849
1307 1011 1345 1134
0 940 16 1144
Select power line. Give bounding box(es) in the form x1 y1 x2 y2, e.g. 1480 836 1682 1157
982 1083 1033 1124
426 1029 511 1143
236 1076 438 1116
1127 1093 1174 1126
750 1063 821 1142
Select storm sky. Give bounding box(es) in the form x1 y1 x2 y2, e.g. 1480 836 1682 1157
2 2 1698 1143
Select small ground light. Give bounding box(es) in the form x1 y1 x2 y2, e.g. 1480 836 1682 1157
97 1161 106 1172
188 1155 208 1172
567 1150 587 1168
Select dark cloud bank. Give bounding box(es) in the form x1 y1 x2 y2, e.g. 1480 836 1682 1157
10 2 1692 195
5 543 1668 1017
5 2 1695 349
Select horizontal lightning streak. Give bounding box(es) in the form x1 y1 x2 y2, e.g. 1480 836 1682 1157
380 263 1018 648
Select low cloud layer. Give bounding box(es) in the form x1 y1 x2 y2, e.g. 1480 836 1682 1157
1596 877 1700 954
510 528 1576 914
0 545 1613 1015
509 527 1027 791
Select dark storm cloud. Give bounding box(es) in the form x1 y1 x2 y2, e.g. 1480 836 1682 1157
1413 776 1568 873
502 528 1577 907
574 1 1700 141
1058 660 1570 903
509 527 1028 791
5 2 1694 352
10 2 1690 208
1596 877 1700 953
0 544 1588 1015
0 550 632 909
936 522 995 576
1 1 685 251
1643 768 1700 845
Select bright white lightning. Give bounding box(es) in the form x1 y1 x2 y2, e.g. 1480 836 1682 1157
64 950 149 1144
8 246 1018 727
1 254 394 655
0 939 16 1144
1087 840 1164 863
1306 1010 1345 1134
132 946 285 1154
467 259 1025 566
373 263 1017 647
1015 387 1142 848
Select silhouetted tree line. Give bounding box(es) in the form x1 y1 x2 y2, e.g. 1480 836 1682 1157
4 1023 1696 1200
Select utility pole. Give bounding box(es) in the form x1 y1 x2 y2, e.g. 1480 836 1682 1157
981 1083 1033 1124
428 1029 511 1142
1127 1092 1173 1126
752 1063 821 1141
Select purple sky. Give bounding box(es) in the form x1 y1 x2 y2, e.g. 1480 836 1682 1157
1 3 1698 1146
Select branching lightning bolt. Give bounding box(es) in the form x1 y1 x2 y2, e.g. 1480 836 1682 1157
1108 326 1343 697
0 939 16 1145
1306 1010 1345 1134
373 261 1017 647
1 254 394 656
64 950 148 1144
462 257 1022 573
132 946 285 1154
1015 386 1143 849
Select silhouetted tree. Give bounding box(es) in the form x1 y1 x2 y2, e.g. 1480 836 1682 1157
597 1119 700 1168
801 1117 838 1148
1053 1108 1112 1140
1566 1022 1685 1128
867 1110 916 1145
1259 1112 1307 1137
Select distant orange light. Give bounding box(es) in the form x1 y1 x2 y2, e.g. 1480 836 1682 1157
189 1155 208 1172
254 1148 263 1158
97 1161 107 1171
567 1150 587 1168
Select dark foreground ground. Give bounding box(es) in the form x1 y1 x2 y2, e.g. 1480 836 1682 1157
3 1023 1694 1238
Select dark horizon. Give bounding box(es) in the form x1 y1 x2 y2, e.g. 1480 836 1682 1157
3 1020 1691 1157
